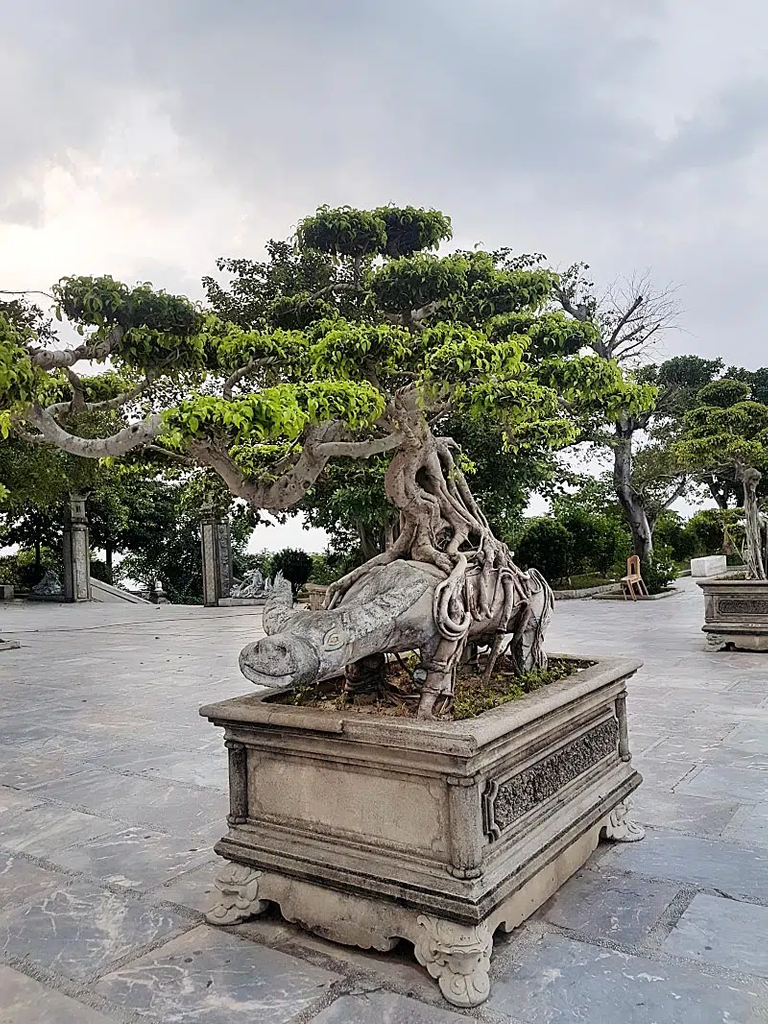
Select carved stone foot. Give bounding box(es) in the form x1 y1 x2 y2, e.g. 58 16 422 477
206 862 268 925
602 800 645 843
413 914 493 1007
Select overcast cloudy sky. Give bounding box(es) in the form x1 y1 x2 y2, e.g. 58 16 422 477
3 0 767 375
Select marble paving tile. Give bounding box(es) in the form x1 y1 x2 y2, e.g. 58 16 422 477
0 803 117 857
0 880 192 982
84 750 229 791
0 964 119 1023
96 925 340 1024
488 932 768 1022
724 721 768 756
308 991 473 1023
287 932 438 1003
0 786 42 815
539 866 680 944
663 893 768 977
151 860 221 914
678 764 768 803
646 733 768 768
28 767 228 834
46 826 213 890
0 749 86 789
81 740 198 772
632 756 697 791
0 851 70 907
631 788 741 838
600 830 768 899
721 802 768 848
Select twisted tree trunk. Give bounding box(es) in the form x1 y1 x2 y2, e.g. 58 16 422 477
736 464 766 580
325 403 553 717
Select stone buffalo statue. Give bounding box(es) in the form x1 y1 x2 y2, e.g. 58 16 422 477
239 559 553 718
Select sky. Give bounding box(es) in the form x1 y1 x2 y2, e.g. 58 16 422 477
3 1 766 550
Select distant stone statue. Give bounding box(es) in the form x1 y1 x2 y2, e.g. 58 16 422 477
31 571 63 597
231 569 267 599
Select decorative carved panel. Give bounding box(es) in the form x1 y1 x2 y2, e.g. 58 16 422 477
483 718 619 840
717 599 768 617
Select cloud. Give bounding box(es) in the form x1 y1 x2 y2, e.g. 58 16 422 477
1 0 767 366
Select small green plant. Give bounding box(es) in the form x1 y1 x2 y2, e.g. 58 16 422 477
642 546 677 594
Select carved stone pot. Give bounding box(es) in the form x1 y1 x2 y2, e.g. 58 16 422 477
200 656 643 1008
699 577 768 651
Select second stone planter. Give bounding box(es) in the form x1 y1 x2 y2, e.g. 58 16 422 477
699 576 768 650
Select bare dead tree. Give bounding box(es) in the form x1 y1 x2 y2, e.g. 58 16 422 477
555 264 683 561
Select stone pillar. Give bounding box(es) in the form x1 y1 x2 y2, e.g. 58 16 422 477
62 493 91 603
200 510 233 607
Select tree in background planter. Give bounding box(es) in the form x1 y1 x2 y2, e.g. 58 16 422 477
269 547 314 596
683 508 743 560
675 380 768 579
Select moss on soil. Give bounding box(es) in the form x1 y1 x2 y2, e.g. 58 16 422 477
273 656 594 721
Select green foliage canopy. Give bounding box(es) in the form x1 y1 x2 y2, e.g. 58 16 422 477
2 206 656 525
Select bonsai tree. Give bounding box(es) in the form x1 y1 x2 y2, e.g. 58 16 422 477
204 229 565 559
675 379 768 579
1 205 654 715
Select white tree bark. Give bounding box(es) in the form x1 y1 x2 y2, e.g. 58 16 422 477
23 405 164 458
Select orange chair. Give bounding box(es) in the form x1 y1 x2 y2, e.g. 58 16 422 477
620 555 648 601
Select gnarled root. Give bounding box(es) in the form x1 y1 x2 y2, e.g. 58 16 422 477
326 411 554 719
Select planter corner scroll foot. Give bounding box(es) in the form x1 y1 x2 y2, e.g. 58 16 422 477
413 914 493 1008
602 800 645 843
205 862 267 925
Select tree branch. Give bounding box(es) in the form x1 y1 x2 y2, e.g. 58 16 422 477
0 289 54 301
658 475 688 513
387 299 443 329
23 404 163 457
43 377 150 420
315 432 404 459
222 356 278 400
146 445 193 465
554 288 590 322
606 294 644 349
65 368 86 412
29 325 124 370
190 423 404 512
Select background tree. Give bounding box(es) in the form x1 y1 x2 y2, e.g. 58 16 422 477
554 267 702 561
675 379 768 579
115 474 258 603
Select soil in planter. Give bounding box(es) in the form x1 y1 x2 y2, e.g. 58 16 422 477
273 655 594 721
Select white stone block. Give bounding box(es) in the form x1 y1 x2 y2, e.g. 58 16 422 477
690 555 728 577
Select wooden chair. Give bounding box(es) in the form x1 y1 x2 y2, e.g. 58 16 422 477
620 555 648 601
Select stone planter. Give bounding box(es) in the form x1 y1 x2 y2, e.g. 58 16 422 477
304 583 328 611
699 577 768 651
200 656 643 1008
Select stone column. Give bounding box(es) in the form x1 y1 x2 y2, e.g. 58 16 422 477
62 493 91 603
200 509 233 607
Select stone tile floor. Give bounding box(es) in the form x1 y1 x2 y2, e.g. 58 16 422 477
0 578 766 1022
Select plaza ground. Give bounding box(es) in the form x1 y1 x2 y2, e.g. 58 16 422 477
0 577 767 1022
